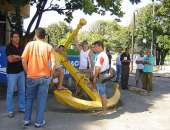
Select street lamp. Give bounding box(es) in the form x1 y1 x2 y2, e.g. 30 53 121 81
131 12 135 72
131 10 138 72
151 0 155 55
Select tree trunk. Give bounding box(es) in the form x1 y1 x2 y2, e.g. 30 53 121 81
34 0 47 29
25 0 47 36
156 48 161 65
24 0 47 44
160 49 169 65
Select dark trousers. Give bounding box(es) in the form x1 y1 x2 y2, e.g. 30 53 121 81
121 65 130 89
143 72 153 92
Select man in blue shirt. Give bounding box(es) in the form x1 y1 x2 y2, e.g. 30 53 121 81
143 49 154 92
115 47 122 82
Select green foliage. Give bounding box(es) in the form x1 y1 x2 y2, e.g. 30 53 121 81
78 20 129 51
157 0 170 35
129 0 141 4
130 0 170 64
134 4 153 49
27 0 125 23
82 0 97 14
111 27 130 48
7 0 29 6
46 22 71 44
78 31 103 43
134 2 170 50
6 0 142 35
157 35 170 49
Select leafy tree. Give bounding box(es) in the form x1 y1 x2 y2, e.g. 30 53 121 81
157 0 170 37
133 1 170 65
157 35 170 64
90 20 120 35
134 5 153 49
78 31 103 44
155 0 170 64
78 20 130 51
4 0 141 36
111 27 130 49
46 21 71 44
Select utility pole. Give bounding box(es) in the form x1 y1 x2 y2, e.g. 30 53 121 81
131 12 135 72
151 0 155 55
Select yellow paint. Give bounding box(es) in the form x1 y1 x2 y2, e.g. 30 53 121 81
53 19 121 110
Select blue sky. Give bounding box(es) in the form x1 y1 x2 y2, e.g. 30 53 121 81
24 0 152 31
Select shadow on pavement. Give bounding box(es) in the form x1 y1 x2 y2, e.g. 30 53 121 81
0 75 170 130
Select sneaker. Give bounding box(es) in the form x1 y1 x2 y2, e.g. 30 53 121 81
8 112 14 118
34 120 46 128
24 121 31 126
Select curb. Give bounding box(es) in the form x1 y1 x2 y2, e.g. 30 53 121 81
130 72 170 78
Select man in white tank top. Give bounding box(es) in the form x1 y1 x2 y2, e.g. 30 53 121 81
79 49 90 69
75 40 91 72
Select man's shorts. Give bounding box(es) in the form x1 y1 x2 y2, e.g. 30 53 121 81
96 82 106 96
53 65 64 78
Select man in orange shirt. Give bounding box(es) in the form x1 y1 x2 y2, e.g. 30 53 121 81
22 28 55 128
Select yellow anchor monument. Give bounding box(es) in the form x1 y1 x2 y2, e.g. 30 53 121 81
53 18 121 110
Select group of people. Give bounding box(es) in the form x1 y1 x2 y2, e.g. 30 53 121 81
5 26 155 128
5 27 112 128
115 47 154 92
136 50 154 92
74 39 112 114
6 28 55 127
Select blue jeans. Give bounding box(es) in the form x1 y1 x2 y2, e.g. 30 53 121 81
6 71 25 112
116 65 121 81
24 77 51 124
96 82 106 96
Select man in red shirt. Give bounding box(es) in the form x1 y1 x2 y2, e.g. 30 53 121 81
93 41 109 115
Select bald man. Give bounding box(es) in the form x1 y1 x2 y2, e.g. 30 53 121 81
143 49 154 92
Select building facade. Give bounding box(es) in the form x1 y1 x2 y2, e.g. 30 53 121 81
0 1 30 84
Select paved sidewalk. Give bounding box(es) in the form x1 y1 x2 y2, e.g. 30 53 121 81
130 65 170 78
153 66 170 78
0 76 170 130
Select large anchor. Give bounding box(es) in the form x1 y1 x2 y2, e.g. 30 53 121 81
53 19 121 110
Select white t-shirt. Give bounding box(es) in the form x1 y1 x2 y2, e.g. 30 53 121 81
136 55 144 69
95 51 109 73
79 50 90 69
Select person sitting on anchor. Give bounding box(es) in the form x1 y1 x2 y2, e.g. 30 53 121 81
53 45 67 90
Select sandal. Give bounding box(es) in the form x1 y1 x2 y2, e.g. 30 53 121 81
57 86 68 90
